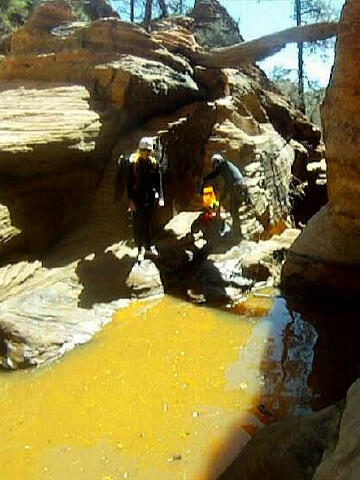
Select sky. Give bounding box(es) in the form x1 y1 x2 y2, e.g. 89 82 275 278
220 0 346 87
113 0 345 88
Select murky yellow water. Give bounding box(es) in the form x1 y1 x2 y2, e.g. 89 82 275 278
0 294 315 480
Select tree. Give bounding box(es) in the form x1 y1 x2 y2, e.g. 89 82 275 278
269 65 326 125
109 0 337 74
111 0 190 25
0 0 34 34
188 21 338 68
158 0 168 17
293 0 339 112
144 0 168 31
295 0 305 111
144 0 152 30
253 0 340 113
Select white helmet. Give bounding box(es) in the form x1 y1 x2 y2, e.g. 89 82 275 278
138 137 153 151
211 153 224 167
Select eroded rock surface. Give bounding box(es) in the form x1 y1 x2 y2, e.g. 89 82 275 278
0 259 129 368
0 0 324 368
0 82 101 174
313 379 360 480
219 402 344 480
282 0 360 295
0 211 298 368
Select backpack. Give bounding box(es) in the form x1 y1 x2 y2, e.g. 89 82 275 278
114 153 130 202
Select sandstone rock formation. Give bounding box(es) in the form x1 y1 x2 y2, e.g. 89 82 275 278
219 402 343 480
282 0 360 296
0 258 129 368
190 0 243 48
313 379 360 480
2 2 358 479
0 0 326 369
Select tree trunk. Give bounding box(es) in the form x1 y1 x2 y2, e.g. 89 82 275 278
130 0 134 22
144 0 153 32
158 0 168 17
188 21 338 69
296 0 306 113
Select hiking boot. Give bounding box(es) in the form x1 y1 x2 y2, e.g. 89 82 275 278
219 221 231 237
137 247 145 263
145 245 159 257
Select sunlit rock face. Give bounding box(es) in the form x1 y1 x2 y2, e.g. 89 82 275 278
106 65 322 243
0 2 200 258
282 0 360 295
0 0 323 260
0 0 325 367
0 82 102 253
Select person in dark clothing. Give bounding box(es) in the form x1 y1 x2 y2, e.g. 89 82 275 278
200 153 251 238
127 137 164 262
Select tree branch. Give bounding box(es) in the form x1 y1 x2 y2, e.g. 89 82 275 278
188 21 338 69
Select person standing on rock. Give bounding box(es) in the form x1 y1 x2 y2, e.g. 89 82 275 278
200 153 251 238
127 137 164 263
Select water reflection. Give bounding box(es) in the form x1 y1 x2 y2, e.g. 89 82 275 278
228 297 317 424
285 295 360 411
0 293 353 480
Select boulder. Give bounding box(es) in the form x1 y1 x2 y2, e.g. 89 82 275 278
219 402 344 480
0 259 129 368
191 0 243 48
282 0 360 295
125 260 164 299
313 379 360 480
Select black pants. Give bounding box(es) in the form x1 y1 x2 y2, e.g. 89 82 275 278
229 183 249 237
133 206 154 250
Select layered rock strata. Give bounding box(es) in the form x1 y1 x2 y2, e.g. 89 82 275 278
282 0 360 295
0 0 324 368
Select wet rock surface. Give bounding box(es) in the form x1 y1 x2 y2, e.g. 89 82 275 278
219 402 344 480
313 379 360 480
0 259 129 369
0 211 298 369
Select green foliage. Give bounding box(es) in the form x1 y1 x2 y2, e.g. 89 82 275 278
0 0 98 34
294 0 339 60
0 0 34 33
269 65 326 125
304 83 325 125
111 0 193 22
292 0 338 23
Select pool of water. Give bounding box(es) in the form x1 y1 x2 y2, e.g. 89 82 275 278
0 292 349 480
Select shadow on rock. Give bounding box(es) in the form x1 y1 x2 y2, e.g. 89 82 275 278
149 213 252 304
76 251 136 308
217 402 343 480
42 216 130 269
189 259 232 305
285 294 360 410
